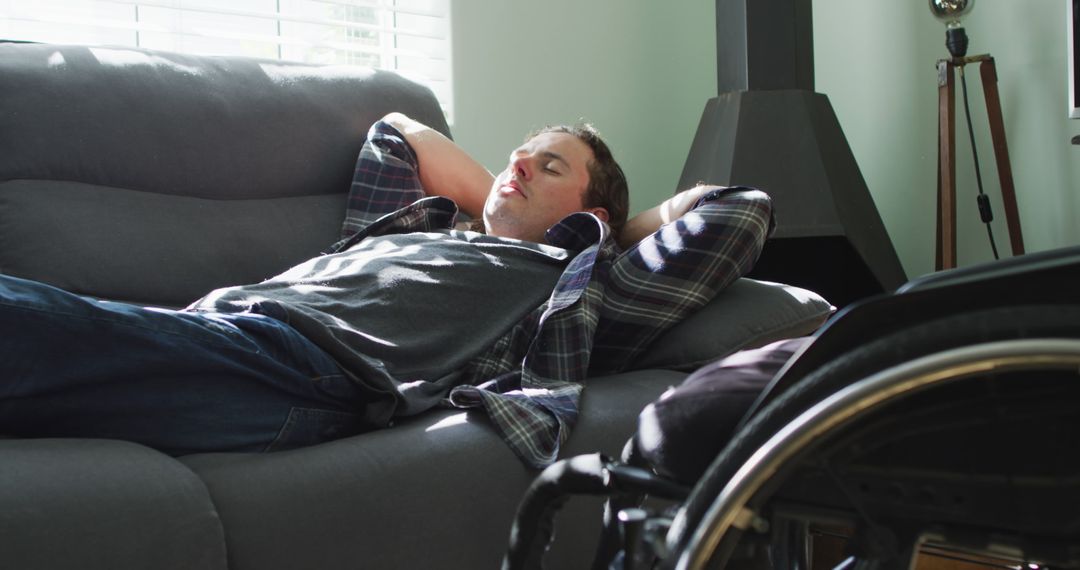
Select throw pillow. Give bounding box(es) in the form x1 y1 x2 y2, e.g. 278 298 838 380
630 278 833 371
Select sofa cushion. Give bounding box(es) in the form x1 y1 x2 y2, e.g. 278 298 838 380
0 180 345 306
631 278 833 371
0 43 450 305
0 43 450 201
0 438 227 570
180 368 684 570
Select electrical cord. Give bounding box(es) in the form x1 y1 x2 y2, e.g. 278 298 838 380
958 65 1001 260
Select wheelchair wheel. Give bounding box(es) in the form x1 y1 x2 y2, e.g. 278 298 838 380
664 305 1080 570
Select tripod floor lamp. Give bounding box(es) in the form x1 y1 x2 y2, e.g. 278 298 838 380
932 0 1025 270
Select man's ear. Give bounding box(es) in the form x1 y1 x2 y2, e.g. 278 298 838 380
586 207 610 223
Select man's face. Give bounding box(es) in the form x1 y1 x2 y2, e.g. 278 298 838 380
483 132 607 243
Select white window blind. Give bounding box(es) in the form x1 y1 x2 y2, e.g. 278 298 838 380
0 0 453 119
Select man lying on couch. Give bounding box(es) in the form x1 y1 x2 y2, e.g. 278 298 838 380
0 113 773 468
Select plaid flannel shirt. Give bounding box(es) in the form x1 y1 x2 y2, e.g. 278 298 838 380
329 121 774 468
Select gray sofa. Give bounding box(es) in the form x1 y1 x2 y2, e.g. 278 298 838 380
0 43 833 569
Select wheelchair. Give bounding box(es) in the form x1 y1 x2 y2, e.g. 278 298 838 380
504 245 1080 570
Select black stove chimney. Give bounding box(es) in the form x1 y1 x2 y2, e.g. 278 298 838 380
680 0 906 307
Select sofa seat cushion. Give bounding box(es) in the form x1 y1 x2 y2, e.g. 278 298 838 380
180 368 684 570
0 438 227 570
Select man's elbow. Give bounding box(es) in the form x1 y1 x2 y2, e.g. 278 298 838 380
694 187 775 250
746 189 775 239
720 187 773 233
381 111 413 131
727 187 772 210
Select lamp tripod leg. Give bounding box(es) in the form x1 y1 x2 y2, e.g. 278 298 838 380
937 60 958 271
979 57 1025 256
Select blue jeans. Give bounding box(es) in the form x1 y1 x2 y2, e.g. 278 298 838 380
0 274 372 455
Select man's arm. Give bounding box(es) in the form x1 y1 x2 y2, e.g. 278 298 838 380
381 112 493 219
590 185 775 373
616 185 716 249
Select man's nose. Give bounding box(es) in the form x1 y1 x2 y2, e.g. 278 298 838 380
511 155 532 180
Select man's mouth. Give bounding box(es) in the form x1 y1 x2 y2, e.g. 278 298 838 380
500 179 526 198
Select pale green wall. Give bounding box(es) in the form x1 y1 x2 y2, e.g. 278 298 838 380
449 0 716 221
816 0 1079 278
450 1 1079 281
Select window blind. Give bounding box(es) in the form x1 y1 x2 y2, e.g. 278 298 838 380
0 0 453 119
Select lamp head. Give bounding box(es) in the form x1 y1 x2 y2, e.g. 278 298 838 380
930 0 976 58
929 0 976 28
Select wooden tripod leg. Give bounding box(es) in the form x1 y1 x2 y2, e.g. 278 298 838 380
937 60 957 270
980 58 1025 256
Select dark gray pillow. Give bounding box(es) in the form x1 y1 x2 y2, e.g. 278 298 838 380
631 278 834 371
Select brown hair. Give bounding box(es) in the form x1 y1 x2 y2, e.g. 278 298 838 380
530 123 630 235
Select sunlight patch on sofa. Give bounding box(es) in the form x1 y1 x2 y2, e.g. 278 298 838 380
424 413 469 432
259 62 375 85
90 47 202 76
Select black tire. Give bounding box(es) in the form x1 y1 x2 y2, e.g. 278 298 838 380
665 304 1080 569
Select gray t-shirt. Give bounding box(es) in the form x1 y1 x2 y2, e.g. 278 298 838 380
190 230 570 415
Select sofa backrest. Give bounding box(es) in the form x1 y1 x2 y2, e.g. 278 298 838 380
0 42 451 306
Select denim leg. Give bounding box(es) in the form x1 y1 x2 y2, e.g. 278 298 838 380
0 274 373 454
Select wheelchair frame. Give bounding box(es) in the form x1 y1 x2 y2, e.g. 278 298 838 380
672 338 1080 570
